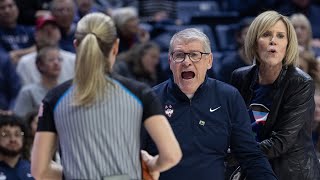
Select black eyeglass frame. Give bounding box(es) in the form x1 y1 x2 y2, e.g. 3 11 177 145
170 51 210 63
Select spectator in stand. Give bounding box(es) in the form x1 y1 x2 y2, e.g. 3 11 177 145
14 46 62 119
16 15 75 86
215 17 253 83
277 0 320 39
290 13 320 59
50 0 76 53
74 0 103 23
0 0 36 64
0 114 34 180
112 7 149 53
114 41 160 86
314 94 320 159
0 50 21 115
298 50 320 155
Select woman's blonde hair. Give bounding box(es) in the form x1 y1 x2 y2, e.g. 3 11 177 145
290 13 313 51
245 11 299 66
73 12 117 106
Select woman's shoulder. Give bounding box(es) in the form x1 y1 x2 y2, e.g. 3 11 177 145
232 64 256 76
286 66 313 83
112 73 151 93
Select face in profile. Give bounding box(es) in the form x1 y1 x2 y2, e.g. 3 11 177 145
123 17 140 36
141 47 160 74
257 20 288 67
0 125 24 157
170 39 212 95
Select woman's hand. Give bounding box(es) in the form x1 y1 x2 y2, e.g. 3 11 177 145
141 150 160 180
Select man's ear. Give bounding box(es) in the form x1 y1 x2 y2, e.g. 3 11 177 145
207 53 213 69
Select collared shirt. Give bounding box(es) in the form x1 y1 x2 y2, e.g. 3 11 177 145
144 77 276 180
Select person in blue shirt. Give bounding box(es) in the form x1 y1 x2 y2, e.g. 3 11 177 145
143 28 277 180
0 0 36 64
0 48 21 114
0 114 34 180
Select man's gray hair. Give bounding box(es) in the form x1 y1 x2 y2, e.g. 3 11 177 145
169 28 211 53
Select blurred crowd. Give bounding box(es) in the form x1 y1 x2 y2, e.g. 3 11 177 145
1 0 320 177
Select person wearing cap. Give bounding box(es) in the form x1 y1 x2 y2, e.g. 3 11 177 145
16 14 75 86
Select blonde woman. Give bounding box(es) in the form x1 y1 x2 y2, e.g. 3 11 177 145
31 13 181 180
231 11 320 180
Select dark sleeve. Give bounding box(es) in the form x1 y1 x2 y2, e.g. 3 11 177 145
229 89 277 180
141 87 164 122
2 55 21 109
260 78 315 158
37 94 57 133
37 80 73 132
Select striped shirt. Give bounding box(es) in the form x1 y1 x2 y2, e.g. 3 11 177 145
37 74 163 180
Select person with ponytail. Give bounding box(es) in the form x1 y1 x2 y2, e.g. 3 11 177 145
30 12 181 180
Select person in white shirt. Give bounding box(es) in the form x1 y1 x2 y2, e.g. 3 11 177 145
16 15 75 86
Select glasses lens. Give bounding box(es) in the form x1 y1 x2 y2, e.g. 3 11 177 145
189 52 202 62
172 52 185 62
1 131 24 138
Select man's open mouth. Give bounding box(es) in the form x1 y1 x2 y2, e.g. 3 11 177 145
181 71 195 79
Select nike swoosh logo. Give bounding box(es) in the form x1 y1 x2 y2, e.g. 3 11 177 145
210 106 221 112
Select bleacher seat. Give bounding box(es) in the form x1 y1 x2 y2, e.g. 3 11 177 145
177 1 220 24
215 24 238 51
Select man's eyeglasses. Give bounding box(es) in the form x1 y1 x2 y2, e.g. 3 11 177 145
171 51 210 63
1 131 24 139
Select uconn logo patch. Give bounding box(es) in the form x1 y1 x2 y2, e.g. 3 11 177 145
164 105 174 117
